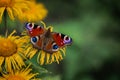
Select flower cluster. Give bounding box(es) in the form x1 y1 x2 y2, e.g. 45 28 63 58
0 0 47 22
0 0 68 79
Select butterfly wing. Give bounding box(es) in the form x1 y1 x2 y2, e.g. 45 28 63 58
43 29 72 53
26 23 72 53
52 32 72 47
25 23 46 37
41 32 72 53
30 35 43 50
25 23 46 50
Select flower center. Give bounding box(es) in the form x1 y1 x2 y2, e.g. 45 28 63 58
0 0 14 7
0 38 17 57
7 75 25 80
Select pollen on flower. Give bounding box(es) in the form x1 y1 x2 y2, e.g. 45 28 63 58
0 38 17 57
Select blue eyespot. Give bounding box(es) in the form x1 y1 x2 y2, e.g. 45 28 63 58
52 43 59 51
31 36 39 44
32 37 37 42
53 44 58 49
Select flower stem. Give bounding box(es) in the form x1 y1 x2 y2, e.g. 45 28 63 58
4 8 8 37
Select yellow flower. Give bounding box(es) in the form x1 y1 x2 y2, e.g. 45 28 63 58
37 49 66 65
0 0 33 22
19 2 48 22
23 21 66 65
0 65 39 80
0 30 27 72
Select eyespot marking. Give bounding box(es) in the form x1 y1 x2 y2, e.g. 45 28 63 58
52 43 59 51
63 35 72 44
31 36 39 44
25 23 34 30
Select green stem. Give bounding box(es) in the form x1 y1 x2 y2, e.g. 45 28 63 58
4 8 8 37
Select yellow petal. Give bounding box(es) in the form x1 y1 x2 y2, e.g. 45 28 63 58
0 57 4 71
6 7 15 20
28 48 37 59
13 54 25 68
0 7 5 23
5 57 12 72
12 7 22 18
61 48 66 56
8 30 16 38
10 56 19 70
58 52 63 60
24 45 32 56
40 51 45 65
50 53 55 64
37 51 41 63
46 53 50 64
54 53 59 64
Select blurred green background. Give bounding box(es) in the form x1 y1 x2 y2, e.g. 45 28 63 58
42 0 120 80
1 0 120 80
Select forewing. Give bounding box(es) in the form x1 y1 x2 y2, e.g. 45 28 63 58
25 23 46 37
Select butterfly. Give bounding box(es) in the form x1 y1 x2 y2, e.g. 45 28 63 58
25 22 72 54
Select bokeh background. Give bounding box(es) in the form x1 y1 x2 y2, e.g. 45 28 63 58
1 0 120 80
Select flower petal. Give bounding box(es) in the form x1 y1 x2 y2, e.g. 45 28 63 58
0 7 5 23
6 7 15 20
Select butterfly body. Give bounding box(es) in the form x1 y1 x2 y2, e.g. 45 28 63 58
25 23 72 53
